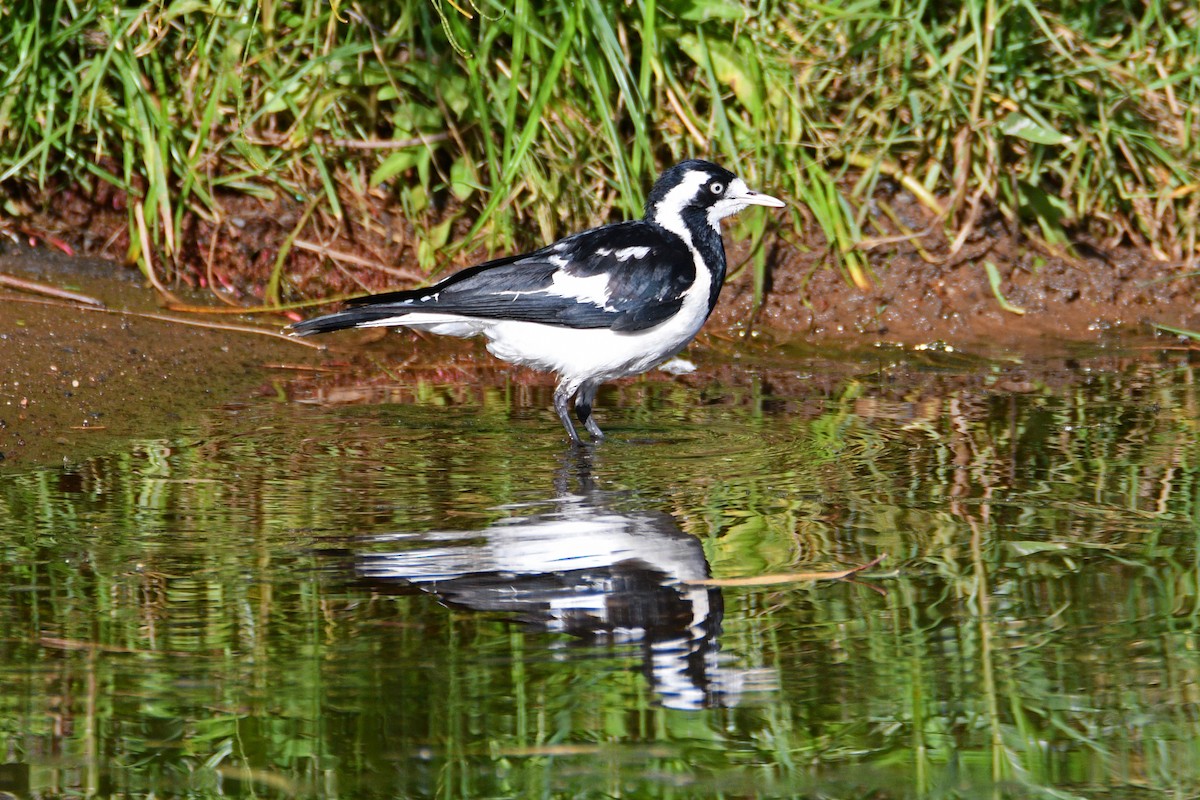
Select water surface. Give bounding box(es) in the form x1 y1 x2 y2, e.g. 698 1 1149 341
1 340 1198 798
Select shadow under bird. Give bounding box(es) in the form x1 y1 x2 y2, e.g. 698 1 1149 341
289 159 785 443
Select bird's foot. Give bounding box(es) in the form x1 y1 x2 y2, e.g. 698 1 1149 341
554 384 584 445
584 418 605 441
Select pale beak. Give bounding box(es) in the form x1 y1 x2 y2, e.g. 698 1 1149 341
732 185 786 208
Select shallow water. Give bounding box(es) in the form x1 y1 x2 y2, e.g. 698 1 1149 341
1 341 1199 798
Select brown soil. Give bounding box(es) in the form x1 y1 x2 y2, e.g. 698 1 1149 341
719 233 1200 347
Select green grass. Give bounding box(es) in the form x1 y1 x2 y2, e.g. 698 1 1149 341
1 0 1198 300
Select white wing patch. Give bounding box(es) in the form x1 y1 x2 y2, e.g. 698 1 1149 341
546 271 612 308
615 246 650 261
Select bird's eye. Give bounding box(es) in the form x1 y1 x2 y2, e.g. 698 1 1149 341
710 182 725 195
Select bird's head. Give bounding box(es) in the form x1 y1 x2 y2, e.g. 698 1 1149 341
645 159 785 240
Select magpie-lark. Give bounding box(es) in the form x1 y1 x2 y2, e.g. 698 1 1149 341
290 159 785 443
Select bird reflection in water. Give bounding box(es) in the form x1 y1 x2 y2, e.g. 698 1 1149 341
355 453 774 710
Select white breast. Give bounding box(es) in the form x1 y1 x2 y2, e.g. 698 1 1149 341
480 250 713 384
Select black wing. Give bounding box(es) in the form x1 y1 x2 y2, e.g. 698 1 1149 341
344 221 696 332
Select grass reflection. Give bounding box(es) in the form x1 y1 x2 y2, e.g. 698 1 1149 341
0 349 1198 797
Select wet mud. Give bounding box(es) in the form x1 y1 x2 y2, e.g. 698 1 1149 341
0 244 305 466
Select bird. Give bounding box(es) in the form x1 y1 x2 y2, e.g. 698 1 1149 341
289 159 785 443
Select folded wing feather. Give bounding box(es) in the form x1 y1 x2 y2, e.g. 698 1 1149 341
300 221 696 334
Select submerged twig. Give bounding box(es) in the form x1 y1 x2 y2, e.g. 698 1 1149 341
163 296 358 314
1 293 326 348
0 273 105 307
39 636 191 657
262 363 346 372
685 553 887 588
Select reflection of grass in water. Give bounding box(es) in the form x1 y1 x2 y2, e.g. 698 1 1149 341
0 357 1199 796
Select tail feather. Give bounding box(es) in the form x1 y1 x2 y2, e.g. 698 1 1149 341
288 305 413 337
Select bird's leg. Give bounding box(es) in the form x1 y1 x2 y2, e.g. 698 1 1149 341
575 380 605 441
554 381 583 445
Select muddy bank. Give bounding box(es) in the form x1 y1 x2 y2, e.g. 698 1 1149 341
716 235 1200 346
0 244 310 467
21 183 1200 346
